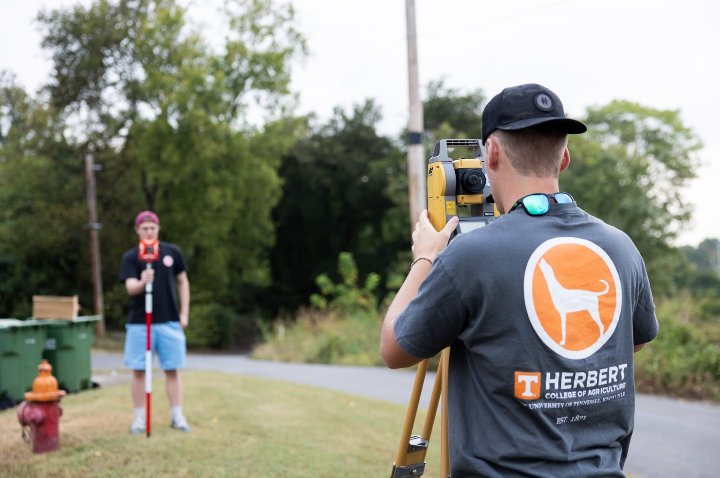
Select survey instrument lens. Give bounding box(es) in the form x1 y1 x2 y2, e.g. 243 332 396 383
460 169 486 194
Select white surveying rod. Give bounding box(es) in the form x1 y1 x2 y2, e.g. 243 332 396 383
145 262 153 437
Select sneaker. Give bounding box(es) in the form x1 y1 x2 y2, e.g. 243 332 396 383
130 417 145 435
171 415 192 432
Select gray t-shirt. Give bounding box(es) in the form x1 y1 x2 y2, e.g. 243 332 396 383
394 202 658 478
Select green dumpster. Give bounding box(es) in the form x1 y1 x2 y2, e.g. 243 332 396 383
41 316 101 393
0 319 48 408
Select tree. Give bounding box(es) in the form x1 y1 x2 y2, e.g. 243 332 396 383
561 101 702 294
682 238 720 274
675 239 720 298
265 83 487 315
422 80 485 160
264 101 409 314
0 73 89 318
0 0 306 326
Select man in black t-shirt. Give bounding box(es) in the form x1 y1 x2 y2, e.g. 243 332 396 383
119 211 192 433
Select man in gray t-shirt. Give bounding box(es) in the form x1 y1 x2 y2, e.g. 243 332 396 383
381 84 659 478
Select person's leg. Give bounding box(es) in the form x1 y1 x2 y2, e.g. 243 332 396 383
132 370 146 408
157 322 190 431
165 369 182 407
124 324 148 434
129 369 147 433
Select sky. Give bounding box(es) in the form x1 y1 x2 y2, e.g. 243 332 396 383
1 0 718 246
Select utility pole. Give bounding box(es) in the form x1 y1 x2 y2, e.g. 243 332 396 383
716 238 720 278
85 153 105 336
405 0 426 230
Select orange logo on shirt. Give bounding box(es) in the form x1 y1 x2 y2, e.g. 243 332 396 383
524 238 622 360
515 372 541 400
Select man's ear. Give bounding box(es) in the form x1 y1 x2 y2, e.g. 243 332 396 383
559 147 571 173
485 136 500 171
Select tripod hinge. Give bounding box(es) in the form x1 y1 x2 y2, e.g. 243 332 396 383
407 435 428 453
390 462 426 478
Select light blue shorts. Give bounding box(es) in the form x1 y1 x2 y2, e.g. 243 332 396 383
124 322 187 371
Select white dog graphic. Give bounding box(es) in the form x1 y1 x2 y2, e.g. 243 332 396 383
538 258 609 345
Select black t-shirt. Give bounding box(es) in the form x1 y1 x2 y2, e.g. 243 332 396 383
118 241 188 324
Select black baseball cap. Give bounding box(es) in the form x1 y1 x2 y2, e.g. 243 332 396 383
481 83 587 144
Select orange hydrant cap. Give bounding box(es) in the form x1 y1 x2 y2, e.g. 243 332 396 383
24 360 66 402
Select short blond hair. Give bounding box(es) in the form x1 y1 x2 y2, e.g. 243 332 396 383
493 123 568 177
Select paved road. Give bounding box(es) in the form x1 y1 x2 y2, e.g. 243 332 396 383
92 353 720 478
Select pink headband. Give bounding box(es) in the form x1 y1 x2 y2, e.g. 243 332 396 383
135 211 159 227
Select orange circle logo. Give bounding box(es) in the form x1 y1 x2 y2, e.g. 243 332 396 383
524 238 622 359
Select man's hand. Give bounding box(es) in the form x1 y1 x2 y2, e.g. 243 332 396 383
412 210 459 262
140 268 155 284
179 314 189 329
382 210 458 369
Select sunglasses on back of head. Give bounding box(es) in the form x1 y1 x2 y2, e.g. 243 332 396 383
510 192 574 216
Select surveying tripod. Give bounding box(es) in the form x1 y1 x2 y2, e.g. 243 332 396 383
390 139 498 478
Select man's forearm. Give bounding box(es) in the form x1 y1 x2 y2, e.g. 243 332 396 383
178 280 190 317
384 261 433 324
381 211 457 368
125 278 145 296
380 260 432 368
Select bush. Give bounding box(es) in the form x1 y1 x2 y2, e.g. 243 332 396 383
252 252 447 369
254 253 385 363
102 283 132 330
185 304 259 350
252 307 384 366
635 296 720 400
309 252 380 315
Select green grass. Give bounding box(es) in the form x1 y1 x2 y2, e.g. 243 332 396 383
0 371 442 477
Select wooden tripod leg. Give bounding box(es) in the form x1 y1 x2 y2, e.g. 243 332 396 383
391 349 451 478
421 355 443 441
440 348 450 477
395 358 429 467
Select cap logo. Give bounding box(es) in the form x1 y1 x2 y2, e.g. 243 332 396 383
534 92 554 112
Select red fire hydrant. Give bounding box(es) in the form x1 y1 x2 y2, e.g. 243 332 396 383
17 360 67 454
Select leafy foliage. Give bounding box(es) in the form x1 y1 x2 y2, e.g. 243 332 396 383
309 252 380 315
423 80 485 154
0 0 305 326
0 2 713 362
184 303 257 350
0 73 89 318
265 101 407 314
252 308 384 366
673 239 720 320
635 296 720 400
561 101 701 295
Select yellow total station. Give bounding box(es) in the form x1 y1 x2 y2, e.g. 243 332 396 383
427 139 499 233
